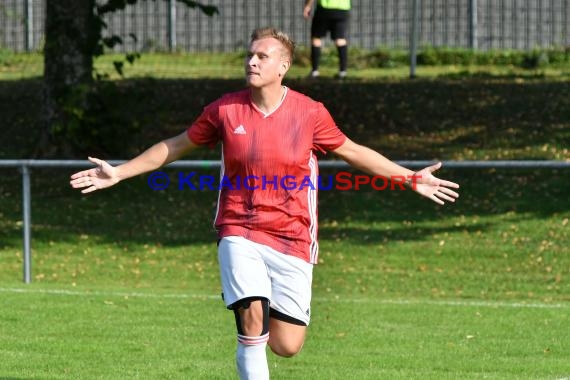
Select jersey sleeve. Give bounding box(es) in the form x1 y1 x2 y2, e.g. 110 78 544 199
186 100 222 148
312 102 347 153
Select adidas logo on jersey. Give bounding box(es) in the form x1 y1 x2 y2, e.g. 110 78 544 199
233 125 246 135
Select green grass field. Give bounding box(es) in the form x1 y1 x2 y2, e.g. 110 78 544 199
1 53 569 379
2 52 569 81
1 167 568 379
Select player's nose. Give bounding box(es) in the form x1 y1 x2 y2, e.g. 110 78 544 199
247 54 259 67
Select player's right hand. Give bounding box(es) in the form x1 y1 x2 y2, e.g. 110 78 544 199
69 157 119 194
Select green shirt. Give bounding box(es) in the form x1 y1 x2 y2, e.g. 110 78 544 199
318 0 351 10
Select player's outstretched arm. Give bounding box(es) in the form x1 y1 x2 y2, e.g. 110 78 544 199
70 131 197 194
332 138 459 205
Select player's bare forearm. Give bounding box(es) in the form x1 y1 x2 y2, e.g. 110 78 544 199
332 138 460 205
332 138 415 179
70 132 197 194
116 132 196 181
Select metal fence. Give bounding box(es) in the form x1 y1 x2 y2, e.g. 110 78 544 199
1 0 569 53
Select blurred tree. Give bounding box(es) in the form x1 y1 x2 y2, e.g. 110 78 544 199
40 0 218 157
41 0 95 156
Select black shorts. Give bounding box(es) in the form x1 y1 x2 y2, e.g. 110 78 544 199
311 6 350 40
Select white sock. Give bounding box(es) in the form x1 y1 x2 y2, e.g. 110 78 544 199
236 333 269 380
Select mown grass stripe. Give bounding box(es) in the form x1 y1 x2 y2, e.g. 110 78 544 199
1 287 566 309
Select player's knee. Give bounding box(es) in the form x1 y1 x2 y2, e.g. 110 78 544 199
269 339 304 358
335 39 347 47
232 297 270 337
267 308 308 357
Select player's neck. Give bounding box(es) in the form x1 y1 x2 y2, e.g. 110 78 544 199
250 84 286 115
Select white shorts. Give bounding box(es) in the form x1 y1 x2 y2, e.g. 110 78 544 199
218 235 314 326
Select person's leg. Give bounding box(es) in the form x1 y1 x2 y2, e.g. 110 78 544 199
311 37 323 76
233 300 310 376
310 10 328 77
259 240 313 356
331 13 349 77
218 237 272 380
335 38 348 77
221 236 313 373
233 298 270 380
233 297 307 374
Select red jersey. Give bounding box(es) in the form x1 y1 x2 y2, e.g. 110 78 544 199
187 87 347 264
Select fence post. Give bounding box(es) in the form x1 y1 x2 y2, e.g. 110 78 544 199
469 0 478 49
25 0 34 52
168 0 177 51
20 165 32 284
409 0 420 78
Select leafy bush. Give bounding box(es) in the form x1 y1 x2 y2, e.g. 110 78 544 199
416 46 570 68
0 47 14 66
350 47 408 68
417 47 475 65
519 48 570 68
294 45 569 70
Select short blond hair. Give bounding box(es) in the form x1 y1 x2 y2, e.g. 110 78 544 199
250 27 295 61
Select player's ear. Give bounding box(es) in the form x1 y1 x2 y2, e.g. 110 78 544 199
279 59 291 76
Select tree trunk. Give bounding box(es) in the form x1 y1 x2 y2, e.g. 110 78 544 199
40 0 96 157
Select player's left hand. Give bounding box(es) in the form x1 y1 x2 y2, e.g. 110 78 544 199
409 162 460 205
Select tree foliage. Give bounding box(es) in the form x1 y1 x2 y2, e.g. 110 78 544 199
41 0 218 157
94 1 219 77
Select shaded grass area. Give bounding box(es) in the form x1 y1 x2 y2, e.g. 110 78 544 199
1 168 568 303
0 69 569 379
1 76 568 160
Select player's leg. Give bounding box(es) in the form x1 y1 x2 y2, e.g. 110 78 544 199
268 309 307 357
260 242 314 357
310 10 328 77
234 298 268 337
218 236 272 380
331 13 349 78
232 297 270 380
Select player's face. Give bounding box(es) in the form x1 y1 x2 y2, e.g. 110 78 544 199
245 38 289 88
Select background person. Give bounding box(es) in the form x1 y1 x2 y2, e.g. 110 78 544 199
70 27 459 380
303 0 351 78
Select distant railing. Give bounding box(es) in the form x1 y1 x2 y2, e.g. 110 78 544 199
2 0 569 52
1 159 569 284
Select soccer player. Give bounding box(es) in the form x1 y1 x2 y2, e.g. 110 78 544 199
70 27 459 380
303 0 351 78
